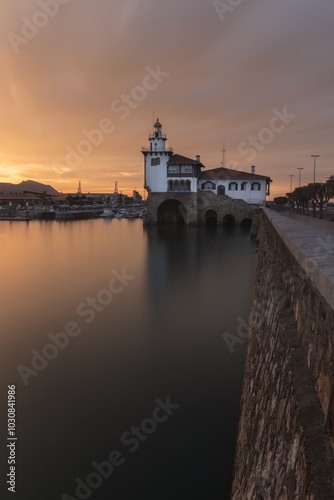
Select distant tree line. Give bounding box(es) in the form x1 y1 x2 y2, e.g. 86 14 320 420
273 176 334 219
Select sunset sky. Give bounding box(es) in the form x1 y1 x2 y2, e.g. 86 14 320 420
1 0 333 197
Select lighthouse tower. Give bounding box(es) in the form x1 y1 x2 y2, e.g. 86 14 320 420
142 118 173 193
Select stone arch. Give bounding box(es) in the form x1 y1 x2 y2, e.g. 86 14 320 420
185 180 191 192
240 218 252 231
157 199 187 224
223 214 235 228
167 180 173 192
174 180 179 192
180 180 185 192
205 210 217 226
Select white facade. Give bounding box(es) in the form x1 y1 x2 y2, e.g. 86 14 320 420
143 120 271 203
143 119 173 193
198 177 268 204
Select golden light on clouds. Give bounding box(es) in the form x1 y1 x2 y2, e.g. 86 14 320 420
1 0 333 196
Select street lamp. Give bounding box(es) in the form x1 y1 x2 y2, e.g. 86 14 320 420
289 174 294 193
297 167 304 187
310 154 320 183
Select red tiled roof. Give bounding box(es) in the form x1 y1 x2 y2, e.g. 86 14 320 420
167 154 205 169
199 167 271 181
168 155 271 181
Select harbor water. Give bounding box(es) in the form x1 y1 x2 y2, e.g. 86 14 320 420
0 219 255 499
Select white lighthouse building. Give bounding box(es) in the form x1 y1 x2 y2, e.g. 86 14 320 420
142 119 272 225
142 118 204 194
143 119 271 203
142 119 174 193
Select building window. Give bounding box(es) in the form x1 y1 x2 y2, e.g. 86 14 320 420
229 182 238 191
167 180 191 192
251 182 261 191
151 157 160 166
168 165 180 174
201 182 216 190
241 182 247 191
181 165 193 174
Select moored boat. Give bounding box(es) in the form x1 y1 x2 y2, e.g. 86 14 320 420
100 209 115 218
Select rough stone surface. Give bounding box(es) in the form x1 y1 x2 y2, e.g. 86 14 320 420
231 210 334 500
144 190 261 227
264 209 334 311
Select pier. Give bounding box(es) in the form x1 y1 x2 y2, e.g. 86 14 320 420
232 209 334 499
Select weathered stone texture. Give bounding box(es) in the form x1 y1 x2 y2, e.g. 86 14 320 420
232 210 334 500
144 190 261 226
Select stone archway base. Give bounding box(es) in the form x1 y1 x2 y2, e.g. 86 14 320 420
144 190 262 232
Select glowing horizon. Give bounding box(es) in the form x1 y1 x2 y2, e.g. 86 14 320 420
1 1 333 198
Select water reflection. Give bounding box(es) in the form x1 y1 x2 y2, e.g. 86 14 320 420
0 220 254 499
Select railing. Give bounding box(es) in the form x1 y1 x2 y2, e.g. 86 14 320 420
149 133 167 139
141 146 174 153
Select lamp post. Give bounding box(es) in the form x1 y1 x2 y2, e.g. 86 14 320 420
310 155 320 183
297 167 304 187
289 174 294 193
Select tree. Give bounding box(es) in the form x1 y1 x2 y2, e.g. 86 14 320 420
326 175 334 200
315 182 333 219
293 188 303 214
305 182 332 219
285 192 296 211
66 194 75 206
300 186 312 216
124 196 134 206
294 186 312 215
288 189 302 213
305 183 318 218
274 196 288 207
41 190 50 206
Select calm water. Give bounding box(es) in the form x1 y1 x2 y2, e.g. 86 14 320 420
0 219 254 500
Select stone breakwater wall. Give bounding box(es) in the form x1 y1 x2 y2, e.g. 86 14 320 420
231 209 334 500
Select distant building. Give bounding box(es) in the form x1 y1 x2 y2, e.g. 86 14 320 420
142 119 272 226
0 194 41 207
133 190 143 203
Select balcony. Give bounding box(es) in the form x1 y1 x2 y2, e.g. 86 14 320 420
141 146 174 153
149 133 167 139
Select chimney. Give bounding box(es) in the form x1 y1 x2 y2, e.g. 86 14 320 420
196 155 200 162
251 166 255 174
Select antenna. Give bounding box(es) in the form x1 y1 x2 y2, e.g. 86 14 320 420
221 139 226 168
77 180 82 194
114 181 118 194
153 110 155 126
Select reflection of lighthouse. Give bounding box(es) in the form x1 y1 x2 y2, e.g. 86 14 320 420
142 118 173 193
